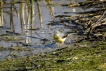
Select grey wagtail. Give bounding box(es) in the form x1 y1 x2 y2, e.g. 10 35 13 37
53 31 70 44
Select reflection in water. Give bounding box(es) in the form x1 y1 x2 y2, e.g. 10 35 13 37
36 0 43 27
0 0 97 60
46 0 54 20
0 0 4 26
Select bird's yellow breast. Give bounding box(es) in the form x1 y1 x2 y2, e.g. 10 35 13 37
53 34 66 43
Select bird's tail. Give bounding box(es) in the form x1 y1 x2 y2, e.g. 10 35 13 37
62 33 71 38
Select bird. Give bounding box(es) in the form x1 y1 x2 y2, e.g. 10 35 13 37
53 31 71 46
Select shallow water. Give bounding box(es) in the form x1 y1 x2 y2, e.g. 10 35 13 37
0 0 93 60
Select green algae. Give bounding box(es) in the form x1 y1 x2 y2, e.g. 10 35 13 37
0 41 106 71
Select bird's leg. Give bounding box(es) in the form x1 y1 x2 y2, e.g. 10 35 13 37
58 43 63 48
59 43 61 48
57 43 60 48
56 43 61 48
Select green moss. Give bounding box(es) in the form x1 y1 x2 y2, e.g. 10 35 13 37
0 41 106 71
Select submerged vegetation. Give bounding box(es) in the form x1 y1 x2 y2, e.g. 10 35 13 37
0 0 106 71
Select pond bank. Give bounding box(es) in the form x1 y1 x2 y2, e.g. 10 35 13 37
0 40 106 71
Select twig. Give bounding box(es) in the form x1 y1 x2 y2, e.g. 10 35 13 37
84 10 106 34
97 11 106 22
